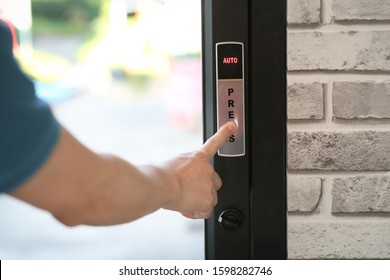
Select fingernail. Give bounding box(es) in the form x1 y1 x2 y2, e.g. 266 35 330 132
228 121 237 132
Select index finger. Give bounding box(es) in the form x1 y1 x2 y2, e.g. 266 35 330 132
201 121 237 159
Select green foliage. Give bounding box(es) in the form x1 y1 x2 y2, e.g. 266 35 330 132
31 0 108 34
31 0 102 22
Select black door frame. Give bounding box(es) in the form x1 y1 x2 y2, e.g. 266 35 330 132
202 0 287 260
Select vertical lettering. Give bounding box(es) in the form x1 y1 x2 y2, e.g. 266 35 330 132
228 100 235 108
228 88 234 96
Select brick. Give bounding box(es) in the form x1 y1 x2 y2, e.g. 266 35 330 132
288 31 390 71
332 176 390 213
289 222 390 259
333 0 390 21
288 83 324 120
288 131 390 170
333 81 390 119
288 177 322 212
288 0 321 24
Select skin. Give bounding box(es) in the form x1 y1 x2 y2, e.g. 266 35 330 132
10 121 237 227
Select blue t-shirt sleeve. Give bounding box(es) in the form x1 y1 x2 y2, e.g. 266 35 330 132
0 20 60 193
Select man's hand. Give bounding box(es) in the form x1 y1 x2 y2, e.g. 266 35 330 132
11 122 237 226
160 121 237 219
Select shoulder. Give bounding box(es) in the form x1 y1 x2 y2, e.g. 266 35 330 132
0 19 14 54
0 18 12 37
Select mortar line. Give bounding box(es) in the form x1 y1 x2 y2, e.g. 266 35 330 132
288 23 390 32
287 124 390 132
321 0 333 25
288 72 390 82
288 170 390 177
324 82 333 124
288 215 390 222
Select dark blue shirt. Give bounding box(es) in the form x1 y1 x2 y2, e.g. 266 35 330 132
0 20 60 193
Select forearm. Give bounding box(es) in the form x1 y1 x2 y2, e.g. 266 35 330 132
75 156 178 226
56 157 173 226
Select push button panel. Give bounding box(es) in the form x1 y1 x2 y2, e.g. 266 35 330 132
216 42 245 157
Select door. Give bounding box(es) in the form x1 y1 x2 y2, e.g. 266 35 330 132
202 0 287 260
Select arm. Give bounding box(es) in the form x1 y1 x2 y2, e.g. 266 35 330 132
10 122 236 226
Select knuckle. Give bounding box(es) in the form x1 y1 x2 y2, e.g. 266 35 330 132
205 193 214 209
213 194 218 206
194 150 207 161
204 211 212 219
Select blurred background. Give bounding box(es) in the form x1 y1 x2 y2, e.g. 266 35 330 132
0 0 204 259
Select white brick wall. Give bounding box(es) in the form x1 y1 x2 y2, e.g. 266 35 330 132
288 177 322 212
288 83 324 119
288 0 321 24
333 81 390 119
332 176 390 213
287 0 390 259
289 222 390 259
288 131 390 170
333 0 390 21
288 31 390 71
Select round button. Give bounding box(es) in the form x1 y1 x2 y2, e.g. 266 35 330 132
218 209 244 231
